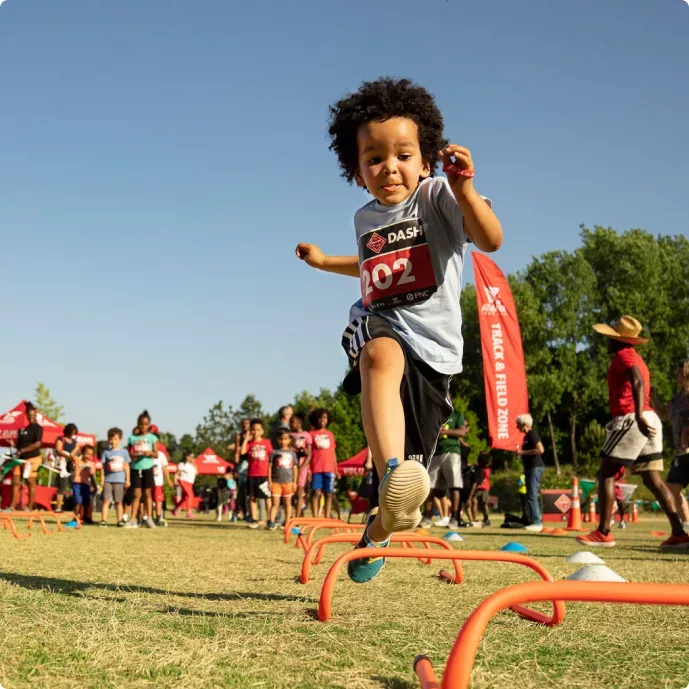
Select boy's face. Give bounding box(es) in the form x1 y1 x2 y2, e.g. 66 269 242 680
289 416 302 432
83 449 94 461
355 117 430 207
109 434 122 449
251 423 264 439
277 433 291 449
318 414 328 429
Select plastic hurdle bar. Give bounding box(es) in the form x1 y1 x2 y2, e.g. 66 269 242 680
283 518 348 544
317 549 563 624
415 580 689 689
300 533 455 584
3 511 68 536
1 515 30 540
302 522 365 550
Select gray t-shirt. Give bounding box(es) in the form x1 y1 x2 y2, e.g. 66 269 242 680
270 450 298 484
348 176 469 375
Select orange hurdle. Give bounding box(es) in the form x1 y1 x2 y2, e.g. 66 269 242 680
5 511 67 534
303 522 365 550
283 518 348 544
1 515 30 540
317 549 563 624
417 580 689 689
300 533 455 584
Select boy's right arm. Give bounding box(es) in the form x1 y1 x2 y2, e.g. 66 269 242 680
295 243 360 278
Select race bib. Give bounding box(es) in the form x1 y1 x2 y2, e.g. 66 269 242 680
108 459 124 473
293 436 305 450
314 434 330 450
134 441 151 454
277 453 293 469
359 218 438 311
250 445 266 461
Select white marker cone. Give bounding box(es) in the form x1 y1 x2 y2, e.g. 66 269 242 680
565 551 605 565
566 565 626 582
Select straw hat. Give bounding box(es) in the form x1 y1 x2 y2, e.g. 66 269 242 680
592 316 648 345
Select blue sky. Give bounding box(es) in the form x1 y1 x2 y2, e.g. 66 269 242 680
1 0 687 438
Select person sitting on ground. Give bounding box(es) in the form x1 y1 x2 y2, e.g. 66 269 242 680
515 414 546 532
578 316 689 549
73 445 96 524
651 359 689 530
54 423 79 513
289 413 313 518
308 408 338 519
99 428 131 527
241 419 273 529
268 430 298 530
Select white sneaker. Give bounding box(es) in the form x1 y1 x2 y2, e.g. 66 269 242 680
247 522 259 529
435 516 451 528
470 521 483 528
525 523 544 532
124 521 139 529
144 518 156 529
448 518 459 529
420 518 433 529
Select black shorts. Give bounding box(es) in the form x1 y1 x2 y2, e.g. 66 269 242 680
131 467 154 490
667 455 689 488
342 315 453 468
58 476 71 495
247 476 270 499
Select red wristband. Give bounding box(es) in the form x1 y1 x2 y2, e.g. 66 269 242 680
443 163 475 178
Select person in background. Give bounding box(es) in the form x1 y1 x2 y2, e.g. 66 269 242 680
517 473 528 522
241 419 273 528
515 413 545 533
54 423 79 513
127 411 159 529
73 445 96 523
475 452 492 526
99 428 131 527
9 402 43 511
151 446 172 527
462 461 482 524
173 452 198 519
271 405 294 446
309 408 337 519
268 430 299 529
651 359 689 529
234 419 251 520
613 465 629 529
289 413 313 518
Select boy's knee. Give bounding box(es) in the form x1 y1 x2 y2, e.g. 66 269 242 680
360 338 404 372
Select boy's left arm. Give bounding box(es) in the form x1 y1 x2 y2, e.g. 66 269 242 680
440 145 503 253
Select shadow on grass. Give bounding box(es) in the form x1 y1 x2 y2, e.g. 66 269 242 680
371 676 416 689
0 572 315 603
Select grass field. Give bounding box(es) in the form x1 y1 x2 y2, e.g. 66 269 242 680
1 515 688 689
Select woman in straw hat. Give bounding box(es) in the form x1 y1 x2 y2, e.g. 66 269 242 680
577 316 689 549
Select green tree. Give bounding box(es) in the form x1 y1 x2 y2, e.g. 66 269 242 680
178 434 196 461
195 401 237 458
230 395 265 431
34 383 64 421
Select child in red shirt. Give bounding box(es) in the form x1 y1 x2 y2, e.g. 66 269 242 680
309 408 337 519
240 419 273 529
474 452 492 526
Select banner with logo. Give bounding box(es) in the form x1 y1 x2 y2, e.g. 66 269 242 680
472 253 529 450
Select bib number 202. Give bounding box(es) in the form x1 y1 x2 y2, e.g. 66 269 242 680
362 257 416 298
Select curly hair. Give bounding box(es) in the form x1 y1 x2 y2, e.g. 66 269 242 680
309 407 332 429
328 77 447 185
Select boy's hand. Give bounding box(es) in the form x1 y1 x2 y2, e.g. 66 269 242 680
295 243 327 269
439 145 475 196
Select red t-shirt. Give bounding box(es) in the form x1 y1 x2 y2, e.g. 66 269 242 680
309 429 337 473
608 347 652 418
246 439 273 477
478 468 491 491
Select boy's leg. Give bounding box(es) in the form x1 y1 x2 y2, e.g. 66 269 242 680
667 483 689 523
311 489 322 517
597 458 619 532
115 501 123 523
283 494 293 523
131 488 142 522
269 495 280 523
102 499 110 523
295 487 304 518
249 497 258 521
640 471 685 536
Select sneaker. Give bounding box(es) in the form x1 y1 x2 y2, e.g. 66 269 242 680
54 509 63 514
435 516 451 528
144 518 156 529
230 515 237 523
378 459 430 533
347 509 390 584
457 519 471 528
98 520 108 528
420 518 433 529
247 521 259 529
216 514 222 522
525 523 544 532
576 529 616 547
171 509 179 518
122 514 129 523
265 521 274 530
482 519 492 528
186 512 196 519
660 533 689 549
618 521 627 530
124 521 139 529
448 518 459 529
116 520 125 528
159 518 168 527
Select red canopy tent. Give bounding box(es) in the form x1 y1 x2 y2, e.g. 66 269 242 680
0 401 96 448
338 448 368 477
195 447 233 475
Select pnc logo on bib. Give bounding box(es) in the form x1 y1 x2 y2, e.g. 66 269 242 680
366 233 386 254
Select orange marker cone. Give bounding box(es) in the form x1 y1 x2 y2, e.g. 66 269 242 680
631 502 639 523
588 498 596 524
566 476 584 531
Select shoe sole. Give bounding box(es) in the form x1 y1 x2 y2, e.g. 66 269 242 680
660 542 689 550
576 538 616 547
379 461 430 533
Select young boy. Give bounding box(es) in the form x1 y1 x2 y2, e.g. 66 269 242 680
296 77 502 581
475 452 492 526
268 431 298 529
241 419 273 529
290 413 313 518
152 448 172 527
308 408 338 519
99 428 131 527
73 445 97 524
